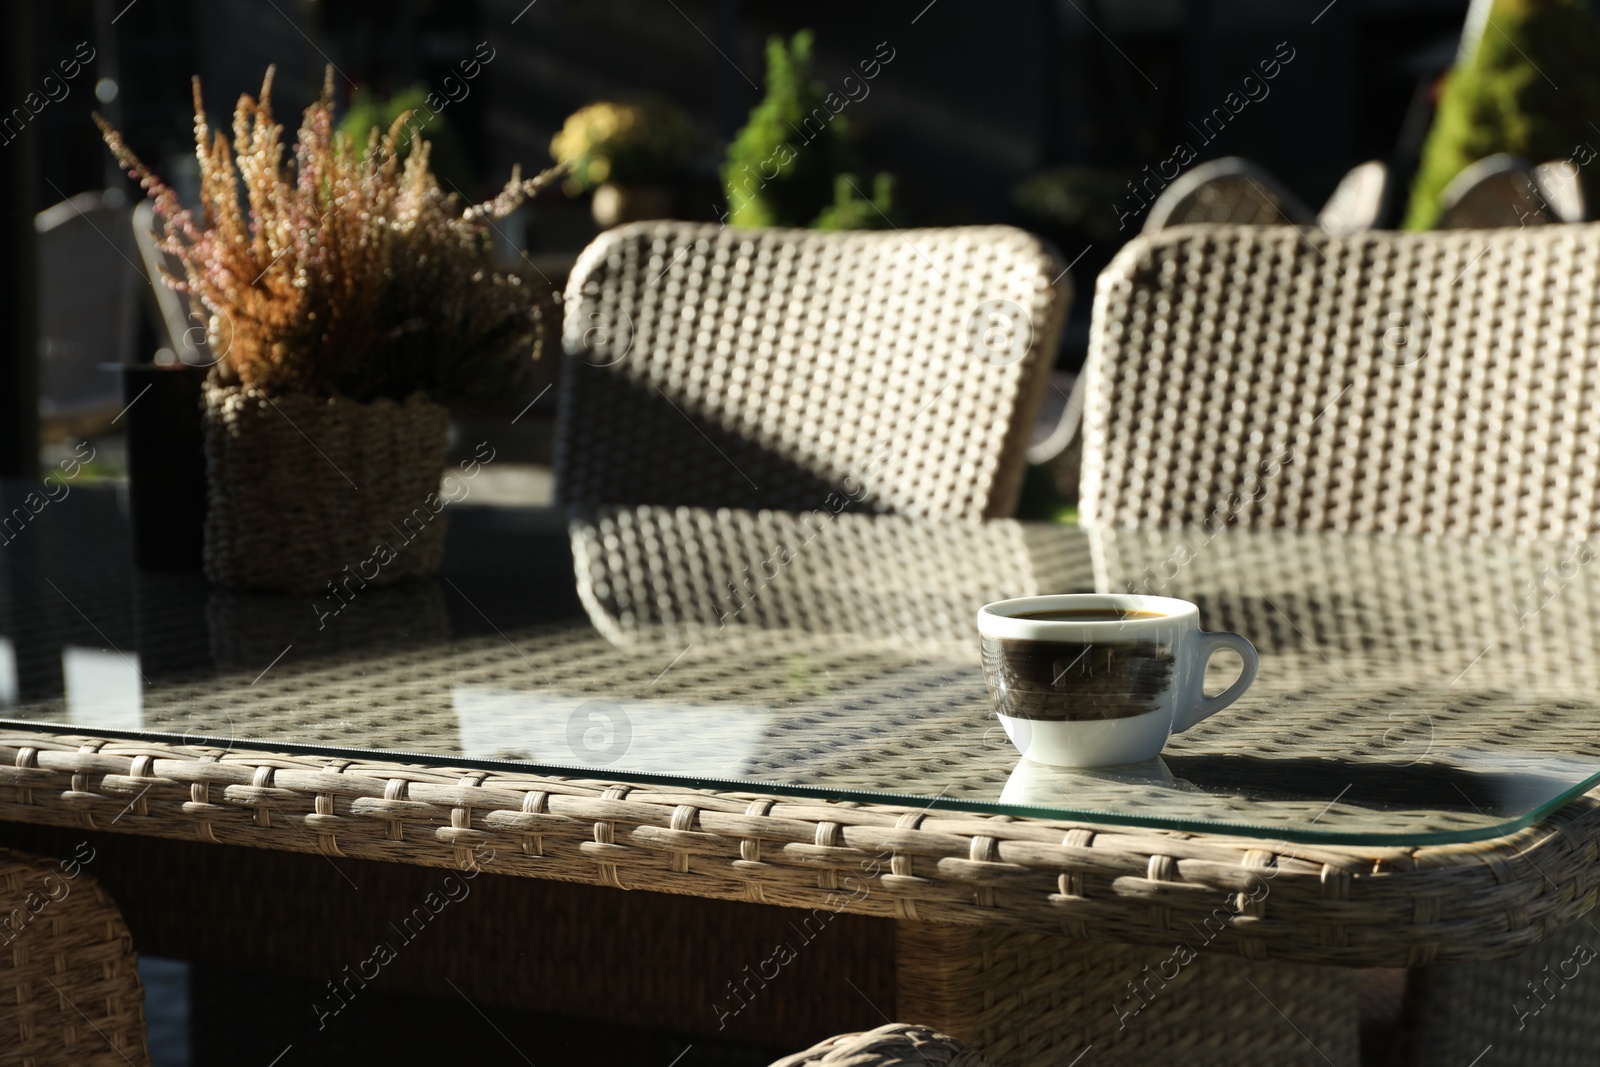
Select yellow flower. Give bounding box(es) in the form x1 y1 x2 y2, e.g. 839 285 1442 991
549 99 688 191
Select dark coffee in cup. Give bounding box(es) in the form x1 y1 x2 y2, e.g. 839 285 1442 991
976 594 1259 767
1012 608 1167 623
980 635 1175 721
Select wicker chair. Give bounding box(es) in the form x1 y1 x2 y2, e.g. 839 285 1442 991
555 222 1071 520
570 505 1091 646
770 1024 987 1067
131 200 212 365
1317 160 1391 236
35 192 142 437
1029 159 1385 494
1434 154 1552 229
1141 157 1314 233
1533 158 1588 223
1079 221 1600 1062
1080 222 1600 539
1 847 149 1066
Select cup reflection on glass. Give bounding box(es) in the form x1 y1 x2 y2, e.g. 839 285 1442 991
977 594 1258 768
999 753 1181 806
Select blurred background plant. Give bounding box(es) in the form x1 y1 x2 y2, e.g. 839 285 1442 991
339 84 479 199
1404 0 1600 228
98 68 560 407
722 30 896 230
14 0 1597 503
549 98 692 194
1011 165 1134 287
813 172 896 230
1012 167 1135 247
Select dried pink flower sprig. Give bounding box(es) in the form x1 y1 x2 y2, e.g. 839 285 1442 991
97 66 561 405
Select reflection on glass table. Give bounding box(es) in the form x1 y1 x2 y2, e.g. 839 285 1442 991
4 488 1600 847
998 750 1600 845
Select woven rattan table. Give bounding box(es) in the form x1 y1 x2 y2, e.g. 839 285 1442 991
4 487 1600 1065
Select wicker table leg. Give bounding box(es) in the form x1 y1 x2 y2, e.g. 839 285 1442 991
1407 922 1600 1067
894 923 1357 1067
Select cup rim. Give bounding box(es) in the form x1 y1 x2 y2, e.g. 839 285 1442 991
976 593 1197 641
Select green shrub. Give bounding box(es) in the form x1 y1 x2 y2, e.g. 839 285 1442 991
1012 167 1133 248
1404 0 1600 229
814 173 895 230
722 30 895 229
340 85 477 199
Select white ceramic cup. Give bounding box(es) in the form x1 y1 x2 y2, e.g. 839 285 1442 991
977 593 1258 768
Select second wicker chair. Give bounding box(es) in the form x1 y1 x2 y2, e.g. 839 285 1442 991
1080 221 1600 539
556 222 1071 520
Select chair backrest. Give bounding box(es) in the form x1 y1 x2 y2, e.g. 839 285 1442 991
1143 157 1313 233
556 222 1070 520
1080 223 1600 538
1532 158 1587 223
1317 160 1390 236
35 192 141 422
1435 154 1550 229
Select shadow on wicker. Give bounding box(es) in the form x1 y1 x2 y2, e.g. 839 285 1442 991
556 222 1071 520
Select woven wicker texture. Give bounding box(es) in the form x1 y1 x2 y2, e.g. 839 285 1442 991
570 505 1090 645
1406 922 1600 1067
202 382 451 592
19 502 1600 839
3 723 1596 971
769 1023 987 1067
1 847 148 1067
12 501 1600 810
1089 523 1600 690
1080 223 1600 537
555 222 1071 520
897 924 1357 1066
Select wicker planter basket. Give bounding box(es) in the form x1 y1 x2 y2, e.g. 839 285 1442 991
202 382 451 592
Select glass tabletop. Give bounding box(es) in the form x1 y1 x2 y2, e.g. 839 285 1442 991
4 484 1600 846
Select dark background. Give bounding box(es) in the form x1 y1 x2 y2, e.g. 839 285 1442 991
28 0 1472 232
2 0 1502 478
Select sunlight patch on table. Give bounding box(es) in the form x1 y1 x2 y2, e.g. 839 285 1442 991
451 688 769 778
62 645 141 732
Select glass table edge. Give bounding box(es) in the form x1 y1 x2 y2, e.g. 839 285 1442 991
4 718 1595 849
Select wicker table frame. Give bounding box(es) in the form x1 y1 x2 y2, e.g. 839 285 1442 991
4 730 1596 968
4 731 1596 1063
11 507 1600 1063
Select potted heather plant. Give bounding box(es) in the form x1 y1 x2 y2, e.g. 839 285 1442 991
98 68 559 592
549 99 691 227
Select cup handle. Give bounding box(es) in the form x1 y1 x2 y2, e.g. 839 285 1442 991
1176 631 1259 733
